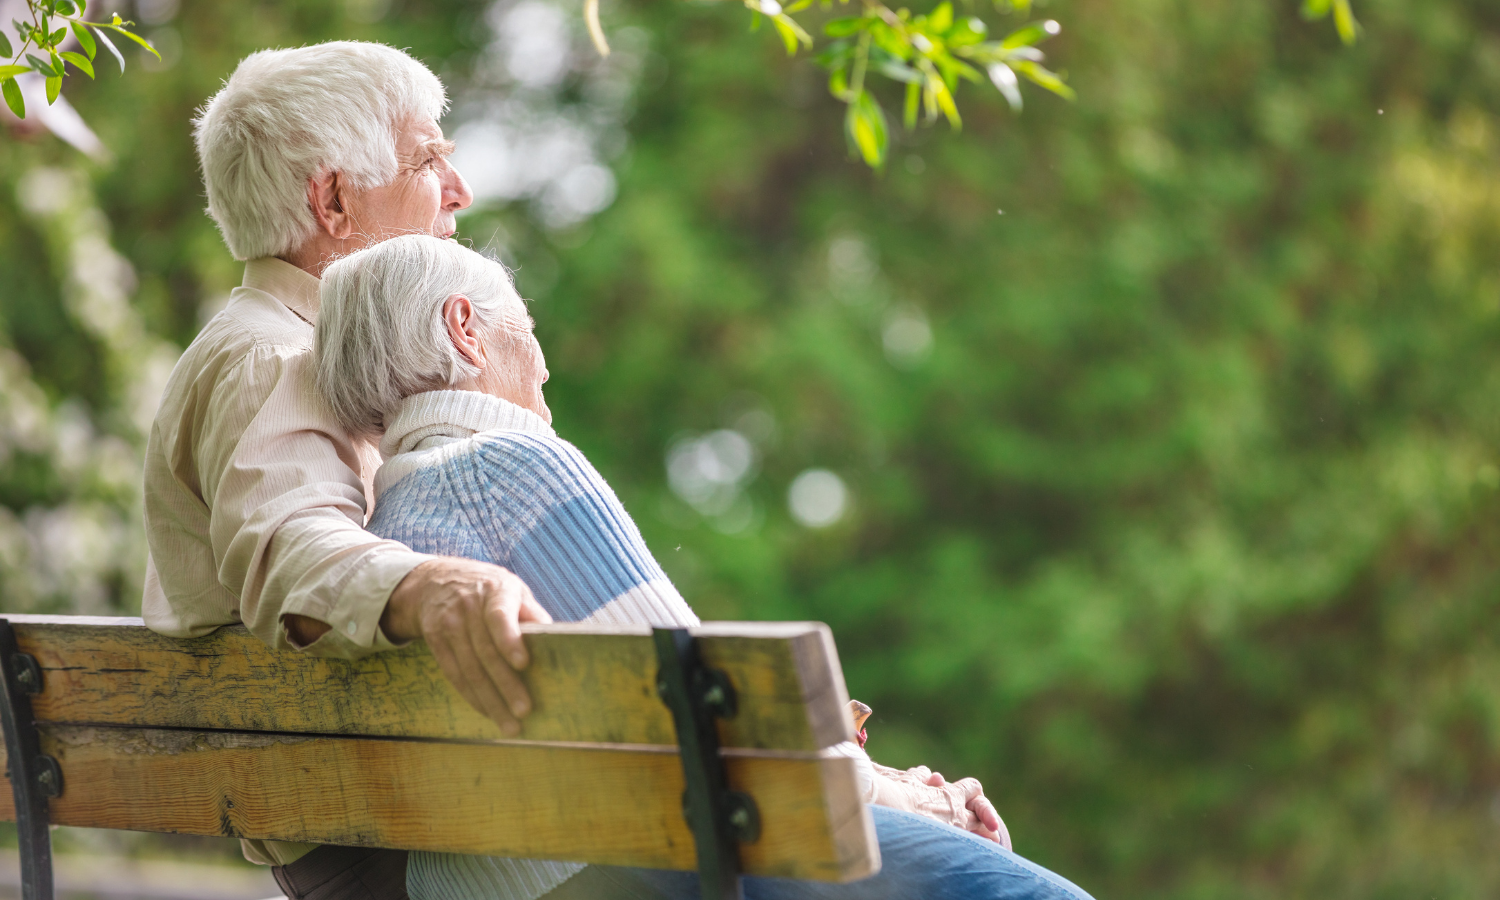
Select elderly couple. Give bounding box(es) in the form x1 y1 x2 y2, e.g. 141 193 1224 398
140 40 1094 900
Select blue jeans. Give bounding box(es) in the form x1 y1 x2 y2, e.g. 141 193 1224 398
410 806 1094 900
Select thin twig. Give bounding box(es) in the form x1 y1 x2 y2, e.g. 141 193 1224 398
585 0 610 57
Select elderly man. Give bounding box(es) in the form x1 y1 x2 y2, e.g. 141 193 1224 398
311 235 1094 900
142 42 551 900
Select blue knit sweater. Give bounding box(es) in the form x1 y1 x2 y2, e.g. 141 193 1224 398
366 390 698 900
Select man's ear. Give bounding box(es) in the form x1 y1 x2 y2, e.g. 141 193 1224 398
443 294 487 370
307 170 355 241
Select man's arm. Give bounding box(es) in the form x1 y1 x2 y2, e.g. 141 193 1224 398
197 348 547 731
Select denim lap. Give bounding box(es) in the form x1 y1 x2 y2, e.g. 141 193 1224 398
602 805 1094 900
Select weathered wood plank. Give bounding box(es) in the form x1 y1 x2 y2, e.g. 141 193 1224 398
0 726 879 883
1 616 852 751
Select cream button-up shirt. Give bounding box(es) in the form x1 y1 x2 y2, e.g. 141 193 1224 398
143 257 431 654
142 258 434 866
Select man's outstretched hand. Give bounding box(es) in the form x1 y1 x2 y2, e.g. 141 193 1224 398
382 557 553 736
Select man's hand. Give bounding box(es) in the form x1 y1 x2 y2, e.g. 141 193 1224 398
382 557 553 736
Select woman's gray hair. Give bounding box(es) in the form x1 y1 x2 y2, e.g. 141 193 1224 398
194 42 447 261
316 235 521 434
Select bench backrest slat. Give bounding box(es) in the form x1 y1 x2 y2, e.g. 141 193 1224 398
0 724 878 882
7 617 854 752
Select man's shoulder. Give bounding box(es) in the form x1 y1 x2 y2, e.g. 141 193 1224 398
165 289 313 397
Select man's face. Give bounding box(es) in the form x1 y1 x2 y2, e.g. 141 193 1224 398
345 118 472 242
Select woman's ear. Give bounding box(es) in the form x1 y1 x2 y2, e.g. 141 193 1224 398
443 294 487 370
307 170 355 241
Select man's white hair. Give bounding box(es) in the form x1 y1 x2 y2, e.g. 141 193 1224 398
316 235 523 434
194 42 448 261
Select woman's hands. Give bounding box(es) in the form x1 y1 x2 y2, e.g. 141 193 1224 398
847 699 1011 849
869 763 1012 849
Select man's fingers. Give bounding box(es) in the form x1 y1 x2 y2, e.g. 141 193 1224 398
483 577 537 670
924 771 946 787
429 632 522 736
468 616 533 720
519 591 553 625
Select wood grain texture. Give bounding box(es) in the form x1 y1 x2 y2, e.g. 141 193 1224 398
0 726 879 883
0 616 854 751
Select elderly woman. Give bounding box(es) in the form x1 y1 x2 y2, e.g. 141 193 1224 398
314 235 1092 900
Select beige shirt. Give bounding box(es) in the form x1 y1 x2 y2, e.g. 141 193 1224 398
141 257 433 866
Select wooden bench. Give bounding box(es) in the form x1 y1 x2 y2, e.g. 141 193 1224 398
0 615 879 900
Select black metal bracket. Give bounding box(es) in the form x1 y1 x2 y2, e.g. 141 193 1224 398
0 619 58 900
653 628 760 900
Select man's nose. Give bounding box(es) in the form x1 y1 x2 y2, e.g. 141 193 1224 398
443 162 474 212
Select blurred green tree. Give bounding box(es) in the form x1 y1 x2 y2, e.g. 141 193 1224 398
4 0 1500 897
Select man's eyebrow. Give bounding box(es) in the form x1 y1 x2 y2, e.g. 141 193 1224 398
423 139 456 157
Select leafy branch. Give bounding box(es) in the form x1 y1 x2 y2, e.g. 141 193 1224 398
809 0 1071 167
1 0 158 120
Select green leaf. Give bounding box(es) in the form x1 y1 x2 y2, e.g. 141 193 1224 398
0 64 29 79
56 0 78 15
94 26 124 71
931 76 961 129
874 59 924 84
1013 59 1075 100
904 81 919 129
61 50 93 78
1332 0 1358 44
987 62 1022 110
814 40 854 68
824 16 865 37
927 1 953 34
772 16 800 55
71 21 96 59
45 74 60 104
27 53 60 77
1301 0 1332 17
0 30 12 59
846 89 889 167
106 25 160 60
828 64 849 99
49 27 67 46
869 22 910 59
947 17 987 47
1001 19 1061 50
2 76 24 119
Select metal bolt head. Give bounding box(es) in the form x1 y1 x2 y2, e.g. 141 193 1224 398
703 684 725 707
657 679 669 699
35 768 54 789
729 806 750 829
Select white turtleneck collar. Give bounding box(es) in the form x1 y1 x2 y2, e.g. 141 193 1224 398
375 391 555 496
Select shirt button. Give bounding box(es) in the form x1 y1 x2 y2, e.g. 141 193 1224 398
345 622 358 636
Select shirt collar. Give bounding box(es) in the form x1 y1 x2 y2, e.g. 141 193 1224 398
380 390 555 460
243 257 321 325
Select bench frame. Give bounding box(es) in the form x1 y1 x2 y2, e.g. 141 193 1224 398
0 619 57 900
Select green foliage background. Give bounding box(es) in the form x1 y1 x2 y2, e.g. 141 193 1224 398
4 0 1500 895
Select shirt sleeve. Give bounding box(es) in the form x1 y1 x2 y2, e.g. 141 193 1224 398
198 345 433 657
